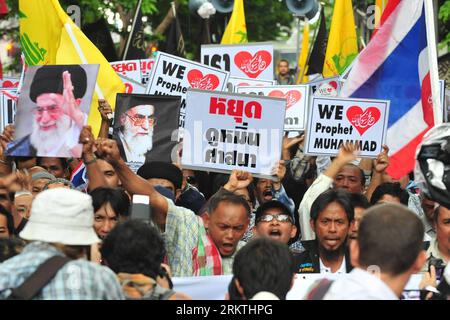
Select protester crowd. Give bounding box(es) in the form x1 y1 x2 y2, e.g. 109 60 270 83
0 86 449 300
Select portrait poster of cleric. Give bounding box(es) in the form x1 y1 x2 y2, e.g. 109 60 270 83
112 93 181 164
5 64 98 158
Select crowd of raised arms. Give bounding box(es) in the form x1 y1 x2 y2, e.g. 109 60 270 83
0 93 449 300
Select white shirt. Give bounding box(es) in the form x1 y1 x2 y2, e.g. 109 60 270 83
298 174 334 241
323 268 398 300
319 256 347 274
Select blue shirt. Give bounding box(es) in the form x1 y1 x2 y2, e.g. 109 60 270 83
0 242 124 300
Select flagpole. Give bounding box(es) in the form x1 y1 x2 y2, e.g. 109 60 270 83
64 23 104 100
122 0 143 60
424 0 442 125
299 17 316 83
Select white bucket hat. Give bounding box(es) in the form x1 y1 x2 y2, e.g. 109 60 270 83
20 188 100 245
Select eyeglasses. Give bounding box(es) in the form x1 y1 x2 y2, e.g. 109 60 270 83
257 214 292 223
34 105 60 114
126 113 156 126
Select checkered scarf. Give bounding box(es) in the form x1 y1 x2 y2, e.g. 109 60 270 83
192 217 223 276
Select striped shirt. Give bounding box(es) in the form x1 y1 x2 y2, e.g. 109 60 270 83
0 242 124 300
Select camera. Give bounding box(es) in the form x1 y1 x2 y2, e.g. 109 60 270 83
130 194 153 226
428 254 446 281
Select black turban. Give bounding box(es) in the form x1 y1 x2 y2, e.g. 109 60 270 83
29 65 88 102
137 161 183 190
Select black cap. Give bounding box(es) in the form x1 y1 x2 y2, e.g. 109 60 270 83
255 200 294 224
137 161 183 190
29 65 88 102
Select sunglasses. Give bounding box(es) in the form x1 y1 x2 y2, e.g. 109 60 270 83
257 214 292 223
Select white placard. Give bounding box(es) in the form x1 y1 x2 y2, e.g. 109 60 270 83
110 58 155 86
237 85 309 131
227 76 276 93
309 76 341 97
182 89 285 178
146 52 230 128
201 43 274 80
172 274 423 300
304 97 390 158
119 74 147 94
439 79 446 122
0 89 17 132
0 77 20 89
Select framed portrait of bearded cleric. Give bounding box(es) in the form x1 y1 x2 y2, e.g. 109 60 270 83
5 64 99 158
112 93 181 165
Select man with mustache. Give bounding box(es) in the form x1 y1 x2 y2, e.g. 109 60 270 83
117 104 155 163
6 65 87 158
296 189 354 274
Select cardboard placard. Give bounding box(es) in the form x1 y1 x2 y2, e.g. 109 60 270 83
0 89 18 133
304 97 390 157
237 85 309 131
182 89 286 178
309 76 341 97
227 76 276 92
0 77 20 89
145 52 230 128
201 43 274 80
5 64 98 158
113 94 181 164
110 58 155 85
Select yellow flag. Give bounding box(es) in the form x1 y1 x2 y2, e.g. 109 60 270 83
19 0 124 135
323 0 358 78
375 0 389 29
221 0 248 44
296 21 309 84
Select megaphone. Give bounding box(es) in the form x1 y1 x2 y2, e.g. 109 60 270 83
211 0 234 13
285 0 320 20
189 0 209 14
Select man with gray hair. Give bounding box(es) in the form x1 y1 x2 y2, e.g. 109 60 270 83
0 188 124 299
117 104 156 163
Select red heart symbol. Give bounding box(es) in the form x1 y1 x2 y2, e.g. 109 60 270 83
329 81 338 90
234 50 272 79
346 106 381 135
187 69 220 90
1 80 18 88
268 90 301 109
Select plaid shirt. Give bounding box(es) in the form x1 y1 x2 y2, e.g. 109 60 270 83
0 242 124 300
164 198 244 277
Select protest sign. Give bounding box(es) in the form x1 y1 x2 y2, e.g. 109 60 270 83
146 52 230 127
439 79 447 122
309 76 341 97
182 89 285 178
237 85 309 131
119 74 146 94
5 64 98 158
113 93 180 164
110 58 154 86
0 88 17 133
227 76 276 92
0 77 20 88
304 97 390 158
172 274 422 300
201 43 274 80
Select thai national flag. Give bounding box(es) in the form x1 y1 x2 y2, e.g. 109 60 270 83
70 161 88 190
341 0 438 179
